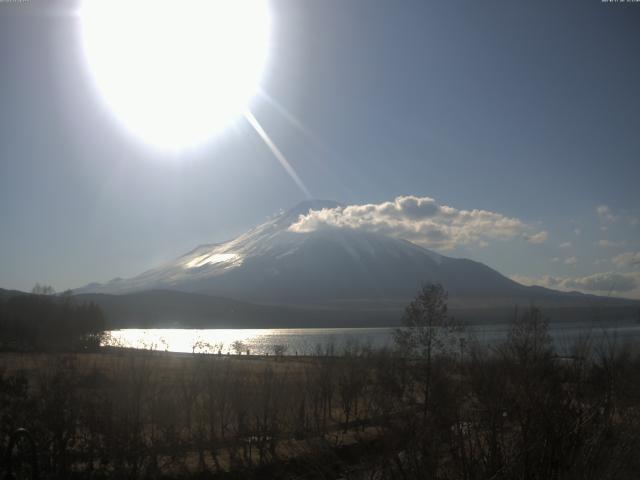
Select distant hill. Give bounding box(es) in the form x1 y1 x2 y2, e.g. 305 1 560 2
75 290 640 328
0 288 28 300
73 289 402 329
0 288 404 328
1 287 638 329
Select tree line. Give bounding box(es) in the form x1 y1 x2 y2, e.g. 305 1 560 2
0 284 106 351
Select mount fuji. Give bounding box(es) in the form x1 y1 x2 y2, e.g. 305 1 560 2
76 200 631 321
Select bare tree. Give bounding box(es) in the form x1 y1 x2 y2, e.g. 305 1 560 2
232 340 245 356
393 283 461 413
31 283 55 296
271 344 288 358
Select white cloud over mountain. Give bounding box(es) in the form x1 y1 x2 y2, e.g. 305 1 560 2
289 196 546 251
511 271 640 296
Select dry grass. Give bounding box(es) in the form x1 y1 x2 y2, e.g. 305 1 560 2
2 336 640 479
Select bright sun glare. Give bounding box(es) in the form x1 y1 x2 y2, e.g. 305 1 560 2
79 0 270 150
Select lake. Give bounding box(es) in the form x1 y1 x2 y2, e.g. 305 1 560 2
104 320 640 356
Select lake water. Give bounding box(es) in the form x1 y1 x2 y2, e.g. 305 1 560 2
104 320 640 356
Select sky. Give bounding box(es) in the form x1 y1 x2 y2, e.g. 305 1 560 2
0 0 639 297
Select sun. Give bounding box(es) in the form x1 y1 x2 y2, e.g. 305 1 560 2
79 0 270 151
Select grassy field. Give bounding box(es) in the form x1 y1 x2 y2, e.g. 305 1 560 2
1 348 385 478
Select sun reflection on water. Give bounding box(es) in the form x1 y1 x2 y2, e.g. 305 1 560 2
103 322 640 356
105 328 270 354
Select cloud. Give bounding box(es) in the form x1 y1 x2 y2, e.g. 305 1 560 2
559 241 572 248
511 272 639 294
596 205 616 223
596 239 626 248
525 230 549 244
289 196 545 250
613 252 640 268
564 256 578 266
596 205 640 228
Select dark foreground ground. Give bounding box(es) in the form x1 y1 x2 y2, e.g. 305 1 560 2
2 320 640 480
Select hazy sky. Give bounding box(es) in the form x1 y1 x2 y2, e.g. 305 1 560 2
1 0 639 297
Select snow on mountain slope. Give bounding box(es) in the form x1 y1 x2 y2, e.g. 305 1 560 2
76 200 570 305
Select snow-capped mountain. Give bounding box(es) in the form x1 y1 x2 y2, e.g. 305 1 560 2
76 200 596 307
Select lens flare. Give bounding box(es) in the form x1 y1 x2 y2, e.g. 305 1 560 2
79 0 270 150
244 110 312 198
